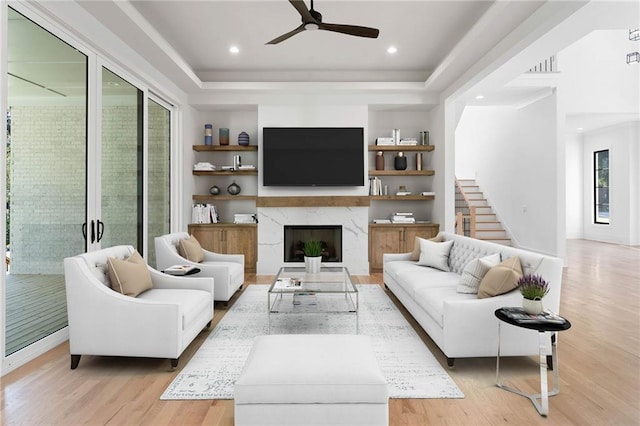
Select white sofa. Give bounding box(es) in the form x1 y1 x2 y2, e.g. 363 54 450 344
383 232 563 367
155 232 244 302
64 245 214 369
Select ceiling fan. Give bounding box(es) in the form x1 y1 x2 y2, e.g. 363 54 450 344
267 0 380 45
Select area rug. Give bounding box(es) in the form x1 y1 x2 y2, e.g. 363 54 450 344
161 284 464 400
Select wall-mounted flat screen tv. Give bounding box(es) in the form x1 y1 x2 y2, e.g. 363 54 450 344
263 127 364 187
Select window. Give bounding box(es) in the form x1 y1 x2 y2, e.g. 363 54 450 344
594 149 609 224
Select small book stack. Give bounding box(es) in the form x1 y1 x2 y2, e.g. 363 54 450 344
193 162 216 171
501 307 567 325
398 138 418 145
391 212 415 223
234 213 257 224
369 177 383 195
163 265 198 276
375 137 395 146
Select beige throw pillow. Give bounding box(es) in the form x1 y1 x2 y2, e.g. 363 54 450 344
107 250 152 297
417 239 454 272
178 234 204 263
457 253 501 294
410 234 445 261
477 256 523 299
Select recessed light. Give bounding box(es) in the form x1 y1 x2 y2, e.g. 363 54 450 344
387 46 397 54
577 127 583 131
475 95 485 100
229 46 240 54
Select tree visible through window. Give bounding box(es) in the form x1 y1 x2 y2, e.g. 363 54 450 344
594 149 609 224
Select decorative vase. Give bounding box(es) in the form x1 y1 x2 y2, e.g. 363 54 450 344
522 297 544 315
375 151 384 170
219 128 229 146
227 180 241 195
238 131 250 146
209 185 220 195
204 124 213 146
304 256 322 273
394 152 407 170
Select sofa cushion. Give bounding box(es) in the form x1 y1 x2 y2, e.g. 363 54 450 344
457 253 501 294
396 267 460 298
410 234 444 261
107 250 153 297
178 235 204 263
417 239 454 271
137 289 211 329
477 256 523 299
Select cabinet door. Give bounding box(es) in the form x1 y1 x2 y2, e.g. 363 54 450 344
369 226 404 272
188 225 225 253
403 225 440 253
224 226 257 273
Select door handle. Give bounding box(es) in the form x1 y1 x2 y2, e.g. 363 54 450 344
82 222 87 241
90 220 96 243
96 220 104 243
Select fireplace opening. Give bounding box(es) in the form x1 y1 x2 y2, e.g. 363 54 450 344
284 225 342 263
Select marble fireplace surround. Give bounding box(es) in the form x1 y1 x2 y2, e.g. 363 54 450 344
257 205 369 275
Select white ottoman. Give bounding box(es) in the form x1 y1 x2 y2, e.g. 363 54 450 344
234 334 389 426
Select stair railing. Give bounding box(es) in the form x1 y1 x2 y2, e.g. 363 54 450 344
455 178 477 238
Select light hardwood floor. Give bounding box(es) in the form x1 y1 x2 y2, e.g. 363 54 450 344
1 239 639 425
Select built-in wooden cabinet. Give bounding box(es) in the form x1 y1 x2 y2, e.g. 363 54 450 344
188 223 257 273
368 223 440 272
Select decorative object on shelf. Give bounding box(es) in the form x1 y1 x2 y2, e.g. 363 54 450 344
219 128 230 146
375 151 384 170
394 152 407 170
517 274 550 314
238 131 250 146
392 128 400 145
233 155 242 171
227 180 241 195
416 152 423 171
204 124 213 146
419 131 429 145
209 185 220 196
303 240 323 273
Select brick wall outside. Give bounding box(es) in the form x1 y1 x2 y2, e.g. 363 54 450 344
9 104 169 273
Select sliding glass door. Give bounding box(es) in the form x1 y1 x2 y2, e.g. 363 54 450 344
5 7 87 355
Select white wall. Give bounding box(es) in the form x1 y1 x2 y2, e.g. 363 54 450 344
565 132 584 238
582 122 639 245
455 94 561 255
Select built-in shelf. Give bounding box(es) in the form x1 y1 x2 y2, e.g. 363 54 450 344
193 145 258 152
368 145 434 152
370 195 435 201
368 170 435 176
193 170 258 176
256 196 371 208
193 195 257 202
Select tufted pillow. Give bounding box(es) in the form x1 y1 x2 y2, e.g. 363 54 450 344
417 239 454 271
410 234 445 261
477 256 522 299
457 253 501 294
178 234 204 263
107 250 152 297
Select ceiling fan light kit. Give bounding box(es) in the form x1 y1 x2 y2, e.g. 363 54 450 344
267 0 380 45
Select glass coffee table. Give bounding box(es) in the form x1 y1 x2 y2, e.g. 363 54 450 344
268 266 358 332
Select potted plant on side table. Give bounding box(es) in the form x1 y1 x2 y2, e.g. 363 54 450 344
303 240 323 273
517 274 550 314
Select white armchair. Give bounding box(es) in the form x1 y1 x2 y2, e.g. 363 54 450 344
154 232 245 302
63 245 214 370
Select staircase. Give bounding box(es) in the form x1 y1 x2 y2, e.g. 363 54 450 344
455 178 512 246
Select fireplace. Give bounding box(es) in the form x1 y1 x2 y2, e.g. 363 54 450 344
284 225 342 263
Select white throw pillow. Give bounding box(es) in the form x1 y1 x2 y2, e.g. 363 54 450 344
417 239 454 272
457 253 501 294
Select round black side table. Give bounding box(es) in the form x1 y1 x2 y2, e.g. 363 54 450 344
494 307 571 417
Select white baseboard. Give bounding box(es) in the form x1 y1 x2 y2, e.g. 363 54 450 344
2 327 69 376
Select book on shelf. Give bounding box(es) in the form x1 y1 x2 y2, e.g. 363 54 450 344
395 191 412 196
375 137 395 145
369 176 383 196
234 213 258 224
398 138 418 145
192 204 218 224
421 191 436 196
163 265 200 276
391 212 415 223
501 307 567 325
373 219 392 224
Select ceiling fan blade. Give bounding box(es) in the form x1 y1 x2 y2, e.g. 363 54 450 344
266 24 306 45
318 22 379 39
289 0 315 23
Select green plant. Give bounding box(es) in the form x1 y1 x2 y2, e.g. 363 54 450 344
517 274 550 300
303 240 323 257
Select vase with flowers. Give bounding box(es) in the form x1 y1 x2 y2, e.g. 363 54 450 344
517 274 550 314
